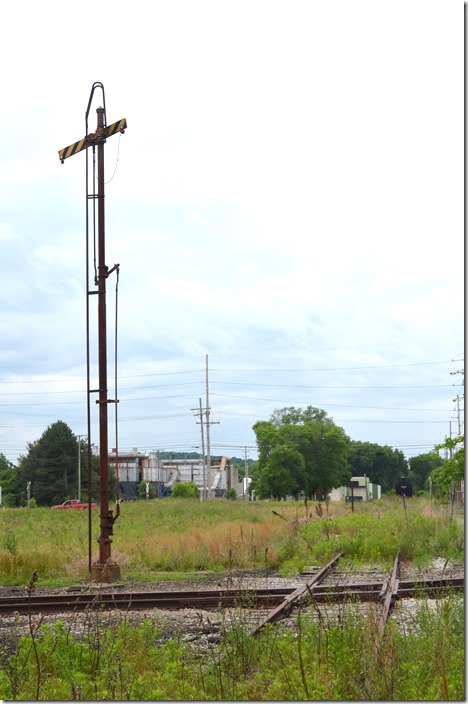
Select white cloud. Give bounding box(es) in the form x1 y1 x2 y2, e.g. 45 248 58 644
0 1 462 463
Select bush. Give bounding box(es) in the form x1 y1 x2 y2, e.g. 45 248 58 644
225 489 237 500
171 482 200 499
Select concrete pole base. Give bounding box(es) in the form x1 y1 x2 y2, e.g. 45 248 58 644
90 561 121 583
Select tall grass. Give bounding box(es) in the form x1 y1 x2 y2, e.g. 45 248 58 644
0 500 295 585
0 594 463 700
0 496 464 700
0 496 463 586
294 497 464 569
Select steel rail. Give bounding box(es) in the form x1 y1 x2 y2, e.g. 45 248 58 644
0 589 287 614
250 552 343 637
378 551 400 636
0 576 462 616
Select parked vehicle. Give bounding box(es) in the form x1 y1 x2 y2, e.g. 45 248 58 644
51 499 97 510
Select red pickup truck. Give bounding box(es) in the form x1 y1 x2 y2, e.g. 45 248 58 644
51 499 97 510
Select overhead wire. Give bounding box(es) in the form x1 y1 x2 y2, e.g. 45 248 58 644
0 355 459 462
0 358 457 386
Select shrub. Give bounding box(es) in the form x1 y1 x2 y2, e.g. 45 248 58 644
171 482 199 499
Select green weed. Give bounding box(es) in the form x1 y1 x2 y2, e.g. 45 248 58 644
0 497 463 586
0 593 463 700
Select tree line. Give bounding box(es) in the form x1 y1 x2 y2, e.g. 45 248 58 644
0 421 107 508
248 405 444 500
0 402 460 506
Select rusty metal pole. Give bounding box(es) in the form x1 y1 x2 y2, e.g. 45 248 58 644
59 85 126 583
90 106 120 582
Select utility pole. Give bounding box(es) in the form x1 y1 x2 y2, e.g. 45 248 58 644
449 418 458 458
192 398 207 500
454 395 462 436
204 355 219 499
199 399 206 500
193 358 219 499
76 435 86 502
205 355 212 499
59 83 126 582
157 450 161 498
244 446 249 500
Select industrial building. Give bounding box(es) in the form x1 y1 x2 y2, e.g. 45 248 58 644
108 449 240 500
329 476 382 503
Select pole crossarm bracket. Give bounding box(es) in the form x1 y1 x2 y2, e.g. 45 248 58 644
58 118 127 163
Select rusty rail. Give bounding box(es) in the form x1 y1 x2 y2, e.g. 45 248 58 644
377 550 400 636
250 552 343 637
0 570 462 616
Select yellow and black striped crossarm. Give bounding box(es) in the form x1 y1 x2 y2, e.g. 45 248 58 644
107 118 127 137
58 118 127 162
58 137 87 162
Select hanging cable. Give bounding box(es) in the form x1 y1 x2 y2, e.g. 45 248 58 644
105 133 121 184
114 265 121 519
85 111 93 574
92 146 98 284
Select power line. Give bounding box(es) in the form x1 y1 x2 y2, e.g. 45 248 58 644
0 358 456 386
211 381 453 390
210 393 451 412
210 360 456 372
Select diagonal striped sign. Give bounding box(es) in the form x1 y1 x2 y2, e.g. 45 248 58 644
107 118 127 137
58 137 87 162
58 118 127 162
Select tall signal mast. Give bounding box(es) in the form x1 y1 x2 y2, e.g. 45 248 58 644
59 82 127 582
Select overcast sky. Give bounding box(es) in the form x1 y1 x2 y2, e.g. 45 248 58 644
0 1 463 466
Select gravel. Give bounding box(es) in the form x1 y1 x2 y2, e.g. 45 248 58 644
0 558 463 653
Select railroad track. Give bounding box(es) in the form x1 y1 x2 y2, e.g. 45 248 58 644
0 576 462 616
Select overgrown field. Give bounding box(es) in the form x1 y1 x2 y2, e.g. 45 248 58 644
0 496 464 700
0 495 463 585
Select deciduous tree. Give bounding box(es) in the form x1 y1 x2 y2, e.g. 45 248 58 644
253 406 350 500
431 435 464 495
347 441 408 493
255 444 305 499
408 452 443 493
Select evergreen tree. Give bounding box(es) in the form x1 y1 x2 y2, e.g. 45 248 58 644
0 453 17 507
14 421 77 506
13 422 102 506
